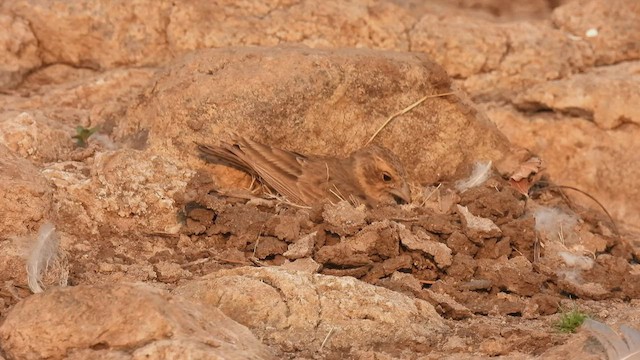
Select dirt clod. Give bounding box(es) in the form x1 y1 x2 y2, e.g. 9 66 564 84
180 175 634 322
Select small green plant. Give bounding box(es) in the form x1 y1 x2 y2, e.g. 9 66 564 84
555 308 589 333
72 125 99 147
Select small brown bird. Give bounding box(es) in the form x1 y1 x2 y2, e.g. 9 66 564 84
197 136 411 207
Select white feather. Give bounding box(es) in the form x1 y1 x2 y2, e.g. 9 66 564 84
583 319 640 360
533 207 578 240
455 161 493 192
26 222 59 293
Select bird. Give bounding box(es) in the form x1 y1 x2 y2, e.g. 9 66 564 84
197 136 411 208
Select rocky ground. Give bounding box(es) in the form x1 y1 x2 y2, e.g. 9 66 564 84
1 0 639 359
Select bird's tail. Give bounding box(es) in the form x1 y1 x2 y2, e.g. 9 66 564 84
196 142 256 176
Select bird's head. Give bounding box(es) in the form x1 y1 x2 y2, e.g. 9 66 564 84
352 145 411 206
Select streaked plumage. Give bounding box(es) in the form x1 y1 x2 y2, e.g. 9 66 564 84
197 136 411 207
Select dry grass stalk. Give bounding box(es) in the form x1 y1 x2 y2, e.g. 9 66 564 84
366 92 456 145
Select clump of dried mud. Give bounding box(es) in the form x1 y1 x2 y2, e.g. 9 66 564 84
180 170 636 321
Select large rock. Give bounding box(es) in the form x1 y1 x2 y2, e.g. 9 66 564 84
411 15 507 79
0 14 41 90
552 0 640 66
484 103 640 227
117 46 512 184
0 66 156 166
167 0 412 51
0 105 57 312
395 0 563 21
2 0 414 87
0 145 52 237
514 62 640 129
3 66 156 113
412 15 594 101
0 111 74 163
5 0 172 71
42 148 191 238
174 267 447 357
0 283 276 360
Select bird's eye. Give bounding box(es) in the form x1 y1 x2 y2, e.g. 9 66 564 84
382 172 393 182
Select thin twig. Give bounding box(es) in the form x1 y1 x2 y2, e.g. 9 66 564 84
248 257 268 267
319 326 335 352
248 175 257 192
329 185 347 202
420 183 442 207
366 92 456 145
253 224 265 257
348 194 362 207
263 192 311 209
181 257 212 268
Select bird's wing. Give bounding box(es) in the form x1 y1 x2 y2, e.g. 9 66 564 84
296 158 364 205
220 137 315 206
295 160 334 205
197 142 256 175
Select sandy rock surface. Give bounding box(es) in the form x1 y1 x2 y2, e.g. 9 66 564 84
118 46 510 185
0 14 40 90
552 0 640 66
0 283 275 359
0 145 52 236
0 0 639 359
175 267 446 357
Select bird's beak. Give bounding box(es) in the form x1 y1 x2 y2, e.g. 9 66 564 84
389 183 411 205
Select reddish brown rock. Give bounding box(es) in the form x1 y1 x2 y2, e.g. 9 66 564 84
412 14 593 100
0 283 275 359
377 271 423 294
283 232 317 260
0 14 41 89
475 238 512 259
485 103 640 228
457 205 502 243
0 1 637 358
539 330 603 360
514 63 640 129
446 253 477 280
322 201 367 236
45 149 191 237
411 14 507 79
500 217 536 261
0 66 155 175
254 236 287 259
446 231 479 256
399 223 452 268
6 0 172 70
421 289 473 320
0 145 52 237
167 0 412 52
281 257 321 273
117 46 511 185
362 254 413 283
476 256 546 297
315 220 400 267
552 0 640 66
458 179 526 225
174 267 447 357
0 111 75 163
